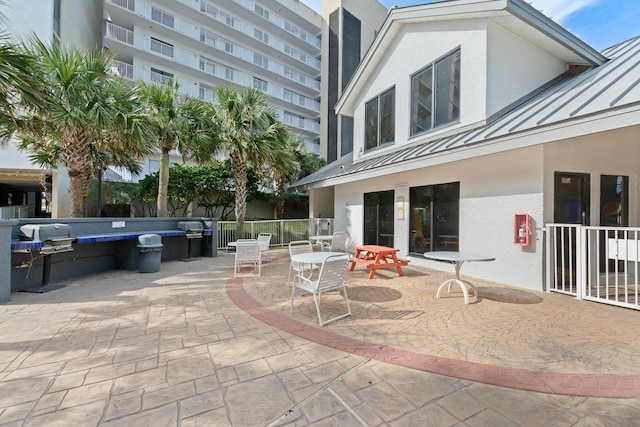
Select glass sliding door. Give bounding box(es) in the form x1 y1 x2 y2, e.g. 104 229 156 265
409 182 459 254
364 190 394 247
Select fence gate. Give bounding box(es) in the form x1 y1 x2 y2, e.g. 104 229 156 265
547 224 640 310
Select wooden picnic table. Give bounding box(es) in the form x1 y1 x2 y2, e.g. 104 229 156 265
349 245 409 279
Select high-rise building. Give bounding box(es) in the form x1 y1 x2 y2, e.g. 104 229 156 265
0 0 387 218
320 0 387 163
104 0 323 171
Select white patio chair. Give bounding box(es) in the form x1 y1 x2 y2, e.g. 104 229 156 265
290 253 352 327
288 240 315 284
234 239 261 277
257 233 272 259
329 231 348 253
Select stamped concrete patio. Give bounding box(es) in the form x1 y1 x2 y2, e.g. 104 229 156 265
1 248 640 426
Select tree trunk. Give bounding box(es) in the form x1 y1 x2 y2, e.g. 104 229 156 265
68 171 87 218
274 176 285 220
63 129 92 218
233 155 248 238
157 149 170 217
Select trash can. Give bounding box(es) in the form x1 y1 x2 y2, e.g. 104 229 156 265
137 234 163 273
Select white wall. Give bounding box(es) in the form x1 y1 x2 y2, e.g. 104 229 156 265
543 125 640 226
334 145 546 290
351 19 489 158
2 0 54 41
486 22 567 117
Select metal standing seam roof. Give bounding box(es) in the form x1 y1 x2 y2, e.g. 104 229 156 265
292 35 640 191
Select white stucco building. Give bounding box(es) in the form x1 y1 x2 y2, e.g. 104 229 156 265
292 0 640 300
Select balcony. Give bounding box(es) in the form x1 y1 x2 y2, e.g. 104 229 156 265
105 0 135 12
109 60 134 79
105 23 134 45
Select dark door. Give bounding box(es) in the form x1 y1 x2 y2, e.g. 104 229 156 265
364 190 394 246
554 172 590 225
553 172 590 293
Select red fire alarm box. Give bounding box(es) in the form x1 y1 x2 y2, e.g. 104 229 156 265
514 214 531 246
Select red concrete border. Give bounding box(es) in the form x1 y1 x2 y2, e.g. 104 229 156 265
228 276 640 398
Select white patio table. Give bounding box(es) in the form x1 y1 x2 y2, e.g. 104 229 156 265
423 251 495 304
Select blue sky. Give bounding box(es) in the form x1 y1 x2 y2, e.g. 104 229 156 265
301 0 640 50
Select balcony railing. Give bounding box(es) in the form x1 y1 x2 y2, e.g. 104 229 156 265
110 60 133 79
105 23 134 45
106 0 135 12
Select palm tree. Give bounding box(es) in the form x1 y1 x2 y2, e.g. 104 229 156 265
0 34 42 144
212 86 283 237
140 80 215 217
269 128 302 219
16 38 151 217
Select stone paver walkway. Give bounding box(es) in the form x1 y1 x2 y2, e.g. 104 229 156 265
1 249 639 426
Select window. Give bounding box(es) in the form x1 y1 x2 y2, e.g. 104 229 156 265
365 87 395 150
151 7 175 28
200 57 216 75
225 67 234 81
254 4 269 19
200 29 217 47
200 1 218 18
411 50 460 136
199 83 214 102
223 39 234 54
150 68 173 84
253 28 268 44
253 53 268 69
150 38 174 58
600 175 628 226
285 21 299 36
253 77 268 91
220 11 240 28
409 183 460 253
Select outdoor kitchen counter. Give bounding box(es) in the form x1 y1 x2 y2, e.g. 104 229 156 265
9 218 217 295
75 229 189 244
11 229 213 250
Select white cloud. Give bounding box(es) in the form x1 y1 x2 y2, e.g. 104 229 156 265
527 0 600 22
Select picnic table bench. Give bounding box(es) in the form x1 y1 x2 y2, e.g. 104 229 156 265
349 244 409 279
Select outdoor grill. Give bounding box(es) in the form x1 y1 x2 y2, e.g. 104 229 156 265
177 221 204 261
18 223 74 292
20 223 75 254
177 221 204 239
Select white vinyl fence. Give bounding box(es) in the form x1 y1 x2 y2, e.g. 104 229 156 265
547 224 640 310
216 219 333 249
